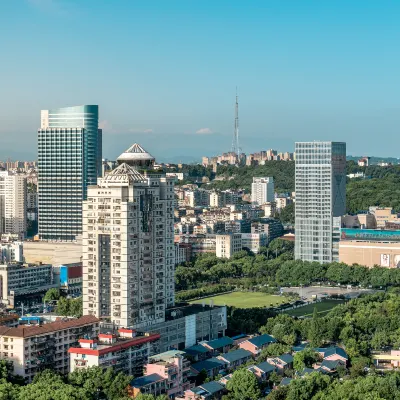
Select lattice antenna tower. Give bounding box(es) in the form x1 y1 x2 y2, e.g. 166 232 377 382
231 87 240 159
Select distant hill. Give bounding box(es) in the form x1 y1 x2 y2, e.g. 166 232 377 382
347 155 400 165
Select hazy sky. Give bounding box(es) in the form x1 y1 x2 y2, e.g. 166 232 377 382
1 0 400 161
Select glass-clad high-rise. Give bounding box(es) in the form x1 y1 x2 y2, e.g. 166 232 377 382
295 141 346 263
38 105 102 241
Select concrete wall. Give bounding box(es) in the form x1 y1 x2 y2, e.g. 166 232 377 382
339 240 400 268
24 241 82 265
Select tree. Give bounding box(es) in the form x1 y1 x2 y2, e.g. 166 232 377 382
293 349 320 371
308 307 323 347
225 369 262 400
44 288 60 302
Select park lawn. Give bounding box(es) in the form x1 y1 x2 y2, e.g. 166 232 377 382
189 291 286 308
284 300 344 317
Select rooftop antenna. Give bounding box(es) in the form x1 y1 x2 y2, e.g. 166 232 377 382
231 87 240 160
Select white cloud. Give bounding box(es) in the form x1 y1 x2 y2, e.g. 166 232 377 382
196 128 213 135
128 128 154 134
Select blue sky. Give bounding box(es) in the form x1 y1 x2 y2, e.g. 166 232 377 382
1 0 400 161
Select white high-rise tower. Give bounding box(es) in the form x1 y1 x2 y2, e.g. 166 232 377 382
82 144 175 329
251 177 274 206
295 141 346 263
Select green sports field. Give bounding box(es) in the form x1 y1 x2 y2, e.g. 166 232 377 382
189 291 286 308
283 300 344 317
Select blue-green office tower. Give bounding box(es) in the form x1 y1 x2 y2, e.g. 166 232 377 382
38 105 102 241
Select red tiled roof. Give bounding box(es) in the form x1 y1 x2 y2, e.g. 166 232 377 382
68 333 161 356
0 315 99 338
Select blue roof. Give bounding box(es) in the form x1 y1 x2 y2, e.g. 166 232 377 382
292 343 309 352
192 357 226 373
247 334 276 347
219 349 252 363
131 373 165 388
204 336 233 350
199 381 225 395
231 334 247 340
323 346 348 360
277 353 293 364
280 377 293 386
256 361 275 374
298 367 315 377
321 359 345 370
184 344 209 356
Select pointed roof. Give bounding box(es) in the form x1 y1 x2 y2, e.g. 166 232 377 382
117 143 155 162
103 163 147 184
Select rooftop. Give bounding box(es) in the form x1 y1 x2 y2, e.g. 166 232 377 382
102 163 147 184
130 373 165 388
148 349 185 363
117 143 155 163
218 349 252 363
184 344 209 356
0 315 99 338
203 336 233 350
247 334 276 347
195 381 225 395
68 333 160 356
191 357 226 373
256 361 276 374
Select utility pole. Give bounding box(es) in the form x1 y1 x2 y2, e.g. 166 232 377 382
231 88 240 162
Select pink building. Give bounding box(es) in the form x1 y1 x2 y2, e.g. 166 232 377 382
145 350 193 398
239 334 276 356
315 346 348 365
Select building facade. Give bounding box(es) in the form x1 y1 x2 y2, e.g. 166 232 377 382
0 172 27 237
38 105 102 241
295 142 346 263
215 234 242 258
82 156 175 329
68 329 160 377
0 315 99 382
251 177 274 206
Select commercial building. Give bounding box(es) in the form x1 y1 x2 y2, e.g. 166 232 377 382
0 172 27 237
82 145 175 329
295 142 346 263
0 263 56 307
251 177 274 206
339 228 400 268
38 105 102 241
241 233 268 254
0 315 99 382
216 234 242 258
52 263 82 296
149 304 227 353
68 329 160 377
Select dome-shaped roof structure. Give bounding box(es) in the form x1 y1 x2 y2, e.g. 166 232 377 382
102 163 147 184
117 143 155 168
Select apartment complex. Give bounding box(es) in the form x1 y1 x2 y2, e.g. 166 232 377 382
0 315 99 382
69 329 160 377
295 142 346 263
216 234 242 258
38 105 102 241
251 177 274 206
83 145 175 329
251 218 284 243
0 172 26 237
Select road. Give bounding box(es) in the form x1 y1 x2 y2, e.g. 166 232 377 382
281 285 379 300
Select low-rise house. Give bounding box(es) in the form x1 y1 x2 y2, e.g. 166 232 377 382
292 343 309 353
280 377 293 386
182 381 225 400
315 346 348 365
217 349 253 370
297 367 315 378
239 334 276 355
128 373 167 398
201 336 233 355
317 359 345 374
184 344 210 362
267 354 294 371
252 361 277 381
145 350 192 399
191 358 227 378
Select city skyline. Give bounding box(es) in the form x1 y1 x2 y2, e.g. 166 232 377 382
1 1 400 160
